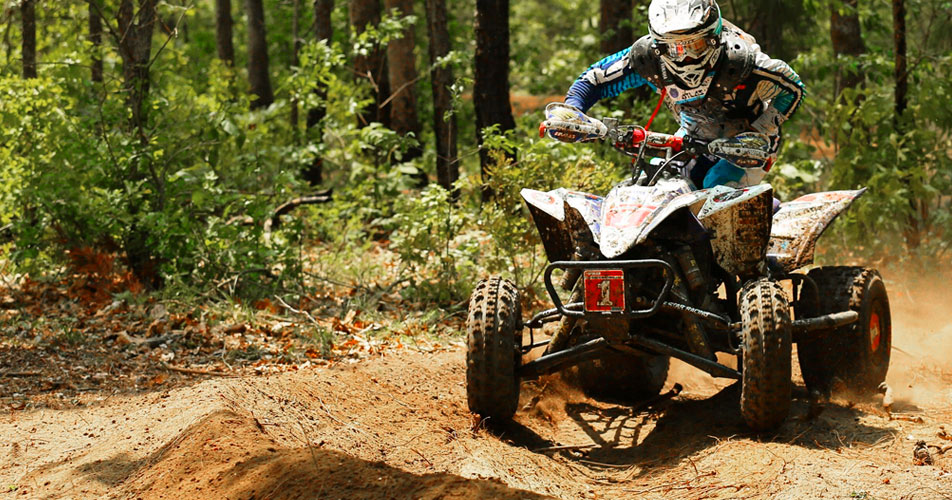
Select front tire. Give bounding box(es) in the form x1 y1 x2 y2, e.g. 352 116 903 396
466 277 523 422
739 279 792 431
797 267 891 395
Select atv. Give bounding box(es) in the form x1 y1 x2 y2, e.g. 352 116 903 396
465 104 891 431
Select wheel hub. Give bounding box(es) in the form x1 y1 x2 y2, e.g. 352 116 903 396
869 310 881 352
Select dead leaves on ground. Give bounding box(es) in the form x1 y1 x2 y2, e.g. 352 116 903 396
0 255 464 411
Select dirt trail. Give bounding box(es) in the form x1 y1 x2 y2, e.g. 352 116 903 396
3 269 952 499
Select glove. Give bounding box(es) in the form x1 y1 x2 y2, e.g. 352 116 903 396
540 103 606 143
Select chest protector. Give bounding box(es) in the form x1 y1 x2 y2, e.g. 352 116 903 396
627 31 756 104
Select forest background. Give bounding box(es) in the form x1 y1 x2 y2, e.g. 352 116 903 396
0 0 951 348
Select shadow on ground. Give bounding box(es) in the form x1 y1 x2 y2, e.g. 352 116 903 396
502 382 895 477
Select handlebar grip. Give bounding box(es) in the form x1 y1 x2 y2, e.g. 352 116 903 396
630 129 683 152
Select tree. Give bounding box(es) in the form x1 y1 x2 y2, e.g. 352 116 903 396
303 0 334 186
245 0 274 109
599 0 632 54
893 0 919 249
215 0 235 65
735 1 808 61
117 0 157 135
351 0 391 127
290 0 302 128
313 0 333 45
893 0 907 121
384 0 425 184
308 0 334 129
116 0 161 287
830 0 865 97
474 0 516 201
89 1 103 82
21 0 36 79
425 0 458 194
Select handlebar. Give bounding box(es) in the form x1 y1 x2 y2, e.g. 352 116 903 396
541 102 770 168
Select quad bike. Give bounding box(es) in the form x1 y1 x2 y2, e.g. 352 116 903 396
465 104 891 431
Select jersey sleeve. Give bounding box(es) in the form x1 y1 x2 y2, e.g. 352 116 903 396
749 49 806 137
564 47 651 112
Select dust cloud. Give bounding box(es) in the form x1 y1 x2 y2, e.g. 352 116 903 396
882 267 952 408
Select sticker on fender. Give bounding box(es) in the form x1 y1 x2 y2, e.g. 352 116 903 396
583 269 625 313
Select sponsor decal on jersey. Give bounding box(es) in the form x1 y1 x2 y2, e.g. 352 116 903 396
665 74 714 103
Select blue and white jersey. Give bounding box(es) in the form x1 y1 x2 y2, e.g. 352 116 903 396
565 23 805 164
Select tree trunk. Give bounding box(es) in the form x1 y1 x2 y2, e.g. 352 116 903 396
893 0 907 121
117 0 157 136
599 0 633 54
892 0 918 249
474 0 516 202
21 0 36 79
307 0 333 129
425 0 458 195
384 0 425 185
830 0 865 98
303 0 334 186
290 0 301 128
745 1 786 60
215 0 235 65
350 0 391 127
245 0 274 109
313 0 333 43
89 1 103 82
117 0 162 289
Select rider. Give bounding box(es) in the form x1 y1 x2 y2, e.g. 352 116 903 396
555 0 805 189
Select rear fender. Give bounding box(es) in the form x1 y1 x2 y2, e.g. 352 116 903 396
767 189 866 273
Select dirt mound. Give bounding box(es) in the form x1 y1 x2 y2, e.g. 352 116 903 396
118 410 548 500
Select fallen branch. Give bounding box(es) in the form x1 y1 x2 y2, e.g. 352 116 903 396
161 362 233 377
890 413 924 423
533 443 598 454
1 371 41 378
274 295 323 329
225 189 333 231
265 190 333 233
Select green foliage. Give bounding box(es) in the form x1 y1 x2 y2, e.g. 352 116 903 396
3 0 952 313
789 6 952 259
389 184 480 304
0 3 425 296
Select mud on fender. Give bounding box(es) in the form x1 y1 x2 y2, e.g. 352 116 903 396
695 185 774 276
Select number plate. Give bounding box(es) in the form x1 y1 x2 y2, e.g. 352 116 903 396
583 269 626 313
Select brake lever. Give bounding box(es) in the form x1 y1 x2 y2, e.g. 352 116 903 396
682 136 710 156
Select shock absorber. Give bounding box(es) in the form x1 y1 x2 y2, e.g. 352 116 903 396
676 246 705 293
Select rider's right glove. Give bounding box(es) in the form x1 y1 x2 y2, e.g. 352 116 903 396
540 103 605 143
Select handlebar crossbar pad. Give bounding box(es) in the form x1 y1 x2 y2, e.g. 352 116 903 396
543 119 605 143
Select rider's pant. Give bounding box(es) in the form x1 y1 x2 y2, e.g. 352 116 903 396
702 159 746 188
693 158 768 189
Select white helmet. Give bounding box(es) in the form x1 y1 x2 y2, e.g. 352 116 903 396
648 0 723 89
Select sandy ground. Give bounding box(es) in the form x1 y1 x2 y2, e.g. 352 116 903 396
2 269 952 500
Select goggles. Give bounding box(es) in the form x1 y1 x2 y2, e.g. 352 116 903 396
658 34 717 62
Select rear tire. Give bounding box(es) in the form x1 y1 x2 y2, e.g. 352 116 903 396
466 277 523 422
570 339 669 402
739 279 792 431
797 267 891 395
